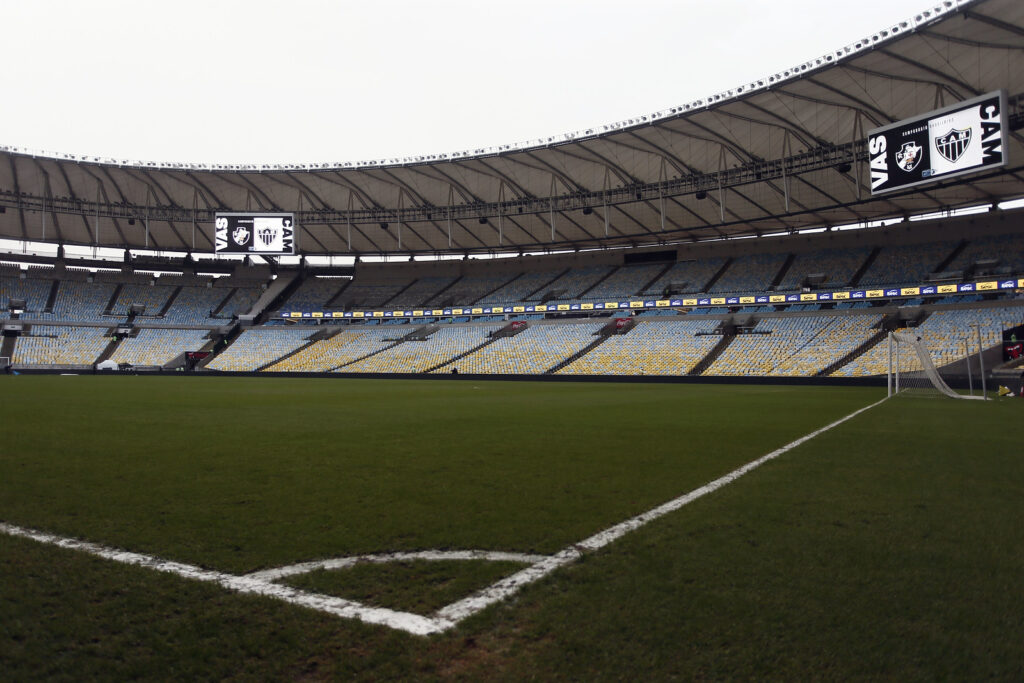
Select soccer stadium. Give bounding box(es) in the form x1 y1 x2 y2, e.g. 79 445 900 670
2 0 1024 678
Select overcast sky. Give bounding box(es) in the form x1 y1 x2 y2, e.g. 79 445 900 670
0 0 934 165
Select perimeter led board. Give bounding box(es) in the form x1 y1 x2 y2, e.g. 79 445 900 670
215 213 295 254
867 90 1007 195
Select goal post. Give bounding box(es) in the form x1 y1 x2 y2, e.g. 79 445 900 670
888 330 986 400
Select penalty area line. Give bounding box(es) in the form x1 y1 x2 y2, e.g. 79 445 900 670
436 395 890 624
0 395 888 636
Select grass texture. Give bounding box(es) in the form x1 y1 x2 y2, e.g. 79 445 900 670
2 375 1022 680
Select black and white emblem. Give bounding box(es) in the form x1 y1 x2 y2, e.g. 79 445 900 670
258 226 277 247
896 141 922 172
934 128 972 164
232 226 250 245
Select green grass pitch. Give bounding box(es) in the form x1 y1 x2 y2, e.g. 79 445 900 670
1 375 1023 680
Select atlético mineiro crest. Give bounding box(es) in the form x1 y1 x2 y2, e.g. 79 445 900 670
935 128 972 163
258 226 277 247
896 141 922 172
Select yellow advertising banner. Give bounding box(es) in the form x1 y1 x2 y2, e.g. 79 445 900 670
581 303 594 310
605 302 620 309
800 293 817 302
290 312 302 317
656 300 670 307
492 306 504 313
866 290 884 298
373 311 384 317
312 312 324 318
683 299 698 306
938 284 958 294
711 297 726 305
353 311 364 318
900 287 920 296
770 295 786 303
557 304 570 311
740 296 755 304
535 305 548 312
513 306 525 313
629 301 644 308
472 308 483 314
977 281 997 291
832 291 850 300
332 312 344 318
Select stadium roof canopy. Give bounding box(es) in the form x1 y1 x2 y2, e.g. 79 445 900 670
1 0 1022 257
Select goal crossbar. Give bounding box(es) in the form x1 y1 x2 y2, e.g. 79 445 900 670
890 331 985 400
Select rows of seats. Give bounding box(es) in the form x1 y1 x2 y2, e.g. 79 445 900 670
531 266 613 301
206 328 313 371
111 283 174 316
703 315 881 376
709 253 789 295
948 233 1024 274
345 324 502 373
0 275 52 318
388 276 456 307
334 282 408 308
426 273 514 306
479 269 564 304
39 281 117 322
833 306 1022 377
858 240 958 286
642 258 727 296
13 325 110 366
160 286 235 325
767 315 882 376
776 246 871 291
559 319 721 375
266 328 397 372
441 322 603 374
0 275 259 326
110 328 210 366
583 264 664 300
217 287 261 318
280 276 349 310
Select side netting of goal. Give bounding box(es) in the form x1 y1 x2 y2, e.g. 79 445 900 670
888 331 986 400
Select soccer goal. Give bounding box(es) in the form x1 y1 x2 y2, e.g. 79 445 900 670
887 330 987 400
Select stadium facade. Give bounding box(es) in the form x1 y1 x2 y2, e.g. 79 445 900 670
0 0 1022 383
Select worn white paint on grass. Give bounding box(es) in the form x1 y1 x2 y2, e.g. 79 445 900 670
246 550 549 583
437 396 889 623
0 521 452 635
1 396 887 635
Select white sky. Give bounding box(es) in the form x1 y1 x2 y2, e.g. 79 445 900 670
0 0 934 165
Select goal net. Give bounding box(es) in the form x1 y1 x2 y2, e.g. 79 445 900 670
888 331 986 400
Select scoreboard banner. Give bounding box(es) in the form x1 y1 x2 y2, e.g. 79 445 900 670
868 90 1007 195
215 213 295 255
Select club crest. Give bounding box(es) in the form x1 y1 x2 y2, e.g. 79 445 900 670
934 127 972 164
232 226 250 245
896 141 922 172
258 226 277 246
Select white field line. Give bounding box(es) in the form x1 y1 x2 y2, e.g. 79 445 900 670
0 522 452 636
246 550 550 582
1 396 887 636
434 396 889 624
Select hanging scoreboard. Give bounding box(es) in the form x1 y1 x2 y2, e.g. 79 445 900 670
867 90 1007 195
214 213 295 254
